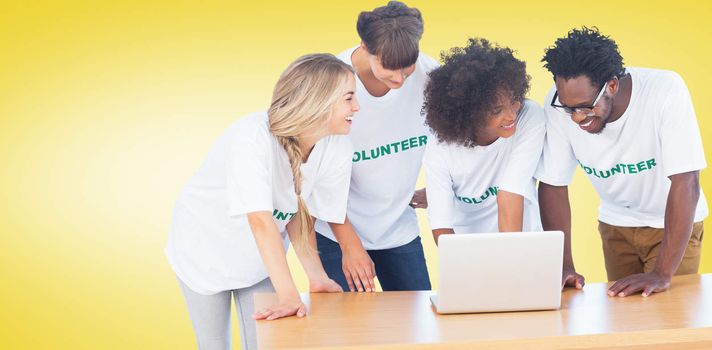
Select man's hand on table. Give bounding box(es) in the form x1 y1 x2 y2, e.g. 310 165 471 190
608 271 672 297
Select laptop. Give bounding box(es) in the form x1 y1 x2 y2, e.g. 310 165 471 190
430 231 564 314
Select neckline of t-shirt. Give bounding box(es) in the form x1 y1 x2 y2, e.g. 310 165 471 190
467 133 507 153
601 68 636 132
300 137 326 171
346 45 403 102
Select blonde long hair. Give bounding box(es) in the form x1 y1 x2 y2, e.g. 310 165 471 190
268 53 354 250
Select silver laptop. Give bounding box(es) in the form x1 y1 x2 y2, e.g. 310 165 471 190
430 231 563 314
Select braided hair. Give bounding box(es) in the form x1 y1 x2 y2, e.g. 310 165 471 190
268 54 354 251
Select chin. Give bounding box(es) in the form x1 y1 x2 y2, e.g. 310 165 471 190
380 79 404 89
388 83 404 89
500 129 516 139
589 126 606 134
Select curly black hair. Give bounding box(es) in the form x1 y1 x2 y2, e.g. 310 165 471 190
423 38 530 148
542 26 625 88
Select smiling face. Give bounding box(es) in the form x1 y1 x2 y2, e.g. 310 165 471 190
477 91 522 145
326 73 359 135
554 75 616 134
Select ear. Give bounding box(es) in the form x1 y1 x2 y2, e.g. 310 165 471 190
608 76 620 95
359 41 371 55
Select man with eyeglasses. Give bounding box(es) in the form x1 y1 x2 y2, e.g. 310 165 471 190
535 27 707 297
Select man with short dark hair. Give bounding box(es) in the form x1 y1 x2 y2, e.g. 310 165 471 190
536 27 707 297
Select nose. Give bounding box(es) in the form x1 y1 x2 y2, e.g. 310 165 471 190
352 97 360 112
390 72 404 84
570 111 587 124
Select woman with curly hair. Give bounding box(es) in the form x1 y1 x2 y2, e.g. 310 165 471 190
422 38 545 243
313 1 438 293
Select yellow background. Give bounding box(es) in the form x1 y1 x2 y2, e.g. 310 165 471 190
1 1 710 349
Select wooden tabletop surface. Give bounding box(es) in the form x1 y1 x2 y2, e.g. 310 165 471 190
255 274 712 349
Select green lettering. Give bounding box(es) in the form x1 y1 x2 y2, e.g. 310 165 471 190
419 135 428 146
362 150 371 160
462 197 473 204
409 137 418 148
583 166 593 175
391 142 401 153
276 211 289 220
636 161 646 172
370 148 381 159
380 144 391 156
352 152 361 162
627 164 637 174
480 191 491 201
611 164 621 175
401 139 410 151
646 158 657 169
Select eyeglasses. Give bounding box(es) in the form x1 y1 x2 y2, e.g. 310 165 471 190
550 81 608 116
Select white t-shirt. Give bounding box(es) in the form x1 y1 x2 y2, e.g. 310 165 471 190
425 99 545 233
314 46 439 250
535 67 708 228
165 112 353 295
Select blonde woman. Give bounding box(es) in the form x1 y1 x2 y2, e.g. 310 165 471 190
165 54 359 350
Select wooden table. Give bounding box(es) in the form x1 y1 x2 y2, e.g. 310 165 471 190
255 274 712 349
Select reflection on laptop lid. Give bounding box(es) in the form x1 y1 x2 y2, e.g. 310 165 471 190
431 231 563 314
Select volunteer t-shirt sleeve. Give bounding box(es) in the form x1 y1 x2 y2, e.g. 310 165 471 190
226 128 273 216
534 92 579 186
307 136 353 224
658 73 707 177
420 53 441 74
424 141 456 230
499 101 546 196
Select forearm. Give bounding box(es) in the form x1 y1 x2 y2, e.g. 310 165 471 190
497 190 524 232
538 183 574 266
432 228 454 245
249 214 300 300
655 171 700 277
287 216 329 282
329 217 365 253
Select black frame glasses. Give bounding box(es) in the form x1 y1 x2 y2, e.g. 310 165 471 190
550 81 608 116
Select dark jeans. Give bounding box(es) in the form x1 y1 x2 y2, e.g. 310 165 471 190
316 232 432 291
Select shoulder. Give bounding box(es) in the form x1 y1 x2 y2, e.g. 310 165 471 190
630 67 685 84
336 46 358 67
425 137 459 159
417 52 440 74
229 111 273 148
514 99 545 130
520 99 546 123
630 67 689 98
321 134 355 162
